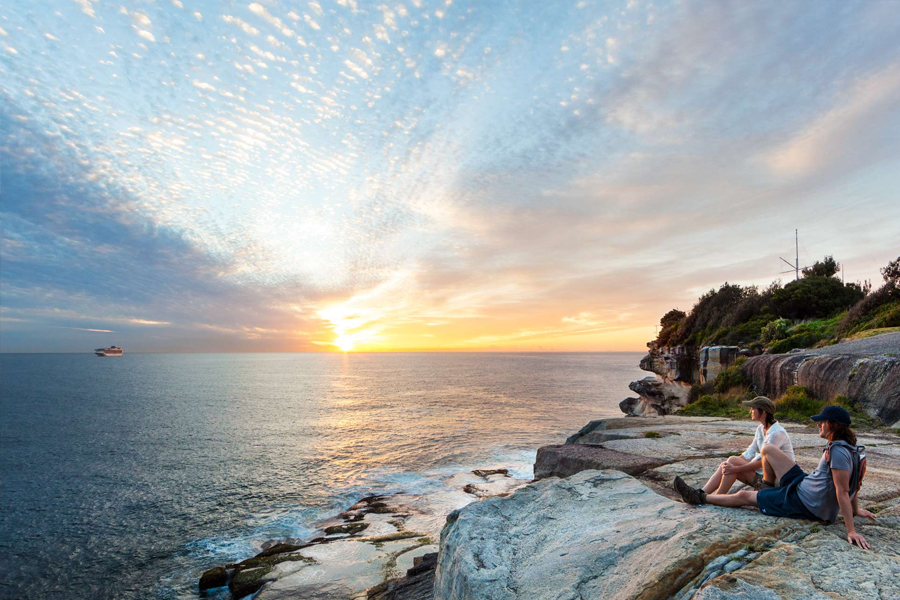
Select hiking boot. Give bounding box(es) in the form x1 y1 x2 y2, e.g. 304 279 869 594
752 472 776 489
674 476 706 505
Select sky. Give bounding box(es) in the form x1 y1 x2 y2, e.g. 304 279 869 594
1 1 899 353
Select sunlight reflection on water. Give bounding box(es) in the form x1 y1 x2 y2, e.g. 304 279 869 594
0 352 643 599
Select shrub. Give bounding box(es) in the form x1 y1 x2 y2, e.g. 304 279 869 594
713 358 749 393
774 388 881 427
772 277 865 320
773 386 825 422
881 256 900 284
678 393 745 419
677 388 754 419
670 283 751 346
644 431 661 439
657 309 686 346
836 282 900 337
802 256 840 278
761 318 790 343
767 332 822 354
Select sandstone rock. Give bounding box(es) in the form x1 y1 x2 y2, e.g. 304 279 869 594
434 470 802 600
565 416 725 444
619 396 659 417
694 519 900 600
368 552 438 600
628 376 692 415
700 346 742 384
230 566 278 599
198 566 227 591
641 344 700 382
472 469 508 478
533 444 668 479
324 522 369 535
743 353 900 426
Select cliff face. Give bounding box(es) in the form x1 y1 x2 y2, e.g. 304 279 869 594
622 344 741 416
743 353 900 427
640 343 699 382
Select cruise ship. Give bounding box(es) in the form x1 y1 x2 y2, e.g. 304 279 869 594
95 346 123 357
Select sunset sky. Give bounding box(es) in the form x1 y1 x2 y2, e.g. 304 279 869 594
2 1 899 352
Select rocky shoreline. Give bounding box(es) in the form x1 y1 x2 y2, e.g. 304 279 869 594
202 337 900 599
198 470 527 599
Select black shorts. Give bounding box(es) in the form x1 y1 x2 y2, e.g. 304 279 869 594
756 464 819 520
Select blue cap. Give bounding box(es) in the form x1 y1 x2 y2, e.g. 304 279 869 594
810 405 851 425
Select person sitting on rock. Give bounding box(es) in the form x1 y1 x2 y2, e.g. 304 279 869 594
697 396 794 495
674 405 877 549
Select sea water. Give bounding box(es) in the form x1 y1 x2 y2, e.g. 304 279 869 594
0 352 644 599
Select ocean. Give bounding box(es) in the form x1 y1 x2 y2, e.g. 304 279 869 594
0 352 644 600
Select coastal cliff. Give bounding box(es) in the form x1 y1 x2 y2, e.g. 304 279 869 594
436 416 900 600
743 351 900 427
621 344 743 416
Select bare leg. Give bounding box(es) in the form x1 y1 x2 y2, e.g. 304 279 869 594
705 489 759 508
715 456 755 494
762 454 776 485
702 462 726 494
760 443 797 481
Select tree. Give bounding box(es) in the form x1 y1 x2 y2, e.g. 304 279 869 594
657 309 686 346
881 256 900 284
772 276 865 319
660 309 686 329
802 256 840 279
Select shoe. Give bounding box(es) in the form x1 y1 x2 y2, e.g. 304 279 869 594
674 476 706 505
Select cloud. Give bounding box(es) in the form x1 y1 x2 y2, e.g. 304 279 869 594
762 64 900 180
71 0 96 18
1 1 899 353
135 28 155 42
192 80 216 91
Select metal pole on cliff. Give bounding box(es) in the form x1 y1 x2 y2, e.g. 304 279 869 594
779 229 808 281
795 229 799 280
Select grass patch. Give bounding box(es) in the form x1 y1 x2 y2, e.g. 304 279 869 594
775 387 880 427
677 389 753 420
766 314 842 353
644 431 661 439
845 326 900 341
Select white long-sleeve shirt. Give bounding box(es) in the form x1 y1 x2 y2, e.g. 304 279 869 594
741 422 795 473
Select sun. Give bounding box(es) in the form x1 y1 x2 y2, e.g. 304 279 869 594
335 336 355 352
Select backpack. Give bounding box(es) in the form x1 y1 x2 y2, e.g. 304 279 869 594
825 440 867 498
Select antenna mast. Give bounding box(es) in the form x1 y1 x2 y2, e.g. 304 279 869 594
779 229 809 281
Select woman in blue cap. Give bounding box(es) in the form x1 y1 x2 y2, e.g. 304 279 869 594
674 405 877 549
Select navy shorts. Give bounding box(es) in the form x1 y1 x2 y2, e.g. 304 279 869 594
756 465 819 520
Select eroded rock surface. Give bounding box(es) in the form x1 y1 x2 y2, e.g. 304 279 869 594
743 349 900 427
439 416 900 600
434 470 805 600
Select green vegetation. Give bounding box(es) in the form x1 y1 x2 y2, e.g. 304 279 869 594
677 391 752 419
643 431 661 439
713 358 749 393
655 254 899 352
677 384 881 428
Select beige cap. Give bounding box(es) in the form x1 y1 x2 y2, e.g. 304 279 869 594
742 396 776 414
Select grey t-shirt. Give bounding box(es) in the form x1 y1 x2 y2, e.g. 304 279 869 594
797 444 854 522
